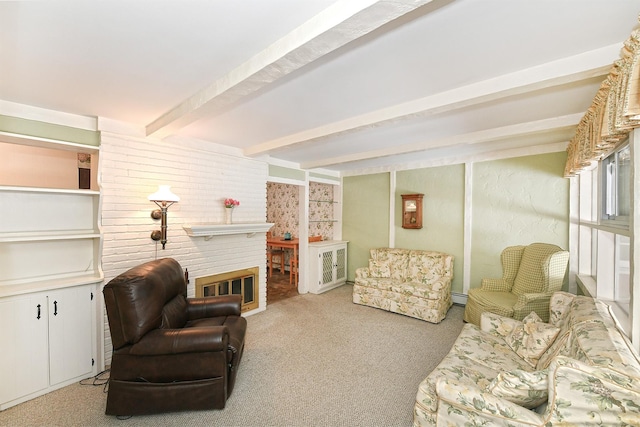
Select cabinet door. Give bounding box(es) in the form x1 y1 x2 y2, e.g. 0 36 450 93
48 286 94 386
320 249 335 286
0 294 49 406
335 246 347 282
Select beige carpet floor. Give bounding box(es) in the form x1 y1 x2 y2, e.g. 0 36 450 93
0 284 465 427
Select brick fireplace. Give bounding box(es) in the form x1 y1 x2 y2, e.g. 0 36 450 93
195 267 259 312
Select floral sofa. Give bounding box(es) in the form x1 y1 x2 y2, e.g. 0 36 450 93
414 292 640 426
353 248 454 323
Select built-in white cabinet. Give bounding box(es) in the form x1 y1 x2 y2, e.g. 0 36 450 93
0 284 96 410
0 130 101 410
309 240 347 294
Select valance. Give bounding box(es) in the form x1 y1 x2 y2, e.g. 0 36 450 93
565 19 640 176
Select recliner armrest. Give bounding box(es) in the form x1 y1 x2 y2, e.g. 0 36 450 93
130 326 229 355
186 294 242 320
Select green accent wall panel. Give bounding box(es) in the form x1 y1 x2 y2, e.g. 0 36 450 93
343 173 390 281
470 152 569 291
396 165 465 294
0 115 99 147
309 172 340 182
268 165 306 181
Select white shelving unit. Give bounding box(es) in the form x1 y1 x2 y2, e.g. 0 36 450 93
0 132 101 410
308 240 348 294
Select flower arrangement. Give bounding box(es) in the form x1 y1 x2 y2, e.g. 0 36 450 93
224 198 240 208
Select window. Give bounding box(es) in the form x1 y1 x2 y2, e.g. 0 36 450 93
576 138 632 333
602 143 630 225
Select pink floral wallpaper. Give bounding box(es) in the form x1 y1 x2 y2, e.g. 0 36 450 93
309 182 335 240
267 182 335 241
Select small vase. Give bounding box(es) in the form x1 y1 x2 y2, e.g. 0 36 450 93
224 207 233 224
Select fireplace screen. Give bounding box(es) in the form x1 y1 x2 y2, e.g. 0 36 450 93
195 267 259 312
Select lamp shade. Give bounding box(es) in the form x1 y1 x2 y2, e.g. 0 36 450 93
148 185 180 203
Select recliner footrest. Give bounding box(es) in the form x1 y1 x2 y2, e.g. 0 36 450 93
106 377 226 416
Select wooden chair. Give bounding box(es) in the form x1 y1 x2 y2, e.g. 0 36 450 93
290 253 298 285
290 236 323 285
267 248 284 277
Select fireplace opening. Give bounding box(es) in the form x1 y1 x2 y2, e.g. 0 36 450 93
195 267 259 312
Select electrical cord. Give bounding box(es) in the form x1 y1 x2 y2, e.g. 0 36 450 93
79 368 110 393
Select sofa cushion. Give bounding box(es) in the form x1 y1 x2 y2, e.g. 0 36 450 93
568 319 640 378
416 351 506 413
480 311 522 339
506 312 560 368
567 296 617 329
370 248 410 281
405 251 453 283
368 259 391 278
486 369 548 409
537 296 612 370
451 323 533 372
389 280 449 300
548 291 575 326
546 356 640 426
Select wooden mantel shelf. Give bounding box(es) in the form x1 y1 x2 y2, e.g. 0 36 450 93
183 222 275 239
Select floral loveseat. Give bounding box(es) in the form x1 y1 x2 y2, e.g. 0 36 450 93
414 292 640 426
353 248 454 323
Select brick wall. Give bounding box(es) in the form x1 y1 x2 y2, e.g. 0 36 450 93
100 132 268 364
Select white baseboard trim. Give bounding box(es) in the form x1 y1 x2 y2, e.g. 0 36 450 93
452 292 468 305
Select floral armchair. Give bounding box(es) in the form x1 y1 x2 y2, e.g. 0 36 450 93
463 243 569 325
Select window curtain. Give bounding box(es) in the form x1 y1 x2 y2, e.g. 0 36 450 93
565 21 640 176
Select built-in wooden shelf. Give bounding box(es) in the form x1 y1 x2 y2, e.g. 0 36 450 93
183 222 275 239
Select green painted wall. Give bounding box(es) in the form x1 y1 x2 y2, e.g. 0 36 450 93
470 152 569 289
396 164 465 293
343 173 390 281
341 152 570 295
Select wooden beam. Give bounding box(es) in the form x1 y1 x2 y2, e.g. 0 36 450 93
245 45 617 157
300 114 583 169
146 0 434 138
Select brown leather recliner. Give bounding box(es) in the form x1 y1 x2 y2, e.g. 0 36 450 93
103 258 247 416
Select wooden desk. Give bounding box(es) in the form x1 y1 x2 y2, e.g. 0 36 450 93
267 237 299 284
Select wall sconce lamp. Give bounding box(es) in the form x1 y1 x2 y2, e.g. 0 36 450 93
149 185 180 249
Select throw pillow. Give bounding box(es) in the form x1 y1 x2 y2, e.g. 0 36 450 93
369 260 391 278
506 312 561 368
487 369 548 409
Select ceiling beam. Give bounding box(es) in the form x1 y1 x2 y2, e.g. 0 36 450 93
146 0 434 138
245 44 618 157
300 113 583 169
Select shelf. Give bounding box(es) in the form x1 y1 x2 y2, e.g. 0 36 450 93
0 272 104 298
0 230 100 243
309 220 338 223
0 130 99 153
0 185 99 195
309 200 337 203
183 222 275 239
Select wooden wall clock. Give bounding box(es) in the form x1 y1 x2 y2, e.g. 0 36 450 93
401 193 423 229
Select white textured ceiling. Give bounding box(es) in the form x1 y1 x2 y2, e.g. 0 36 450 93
1 0 639 174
